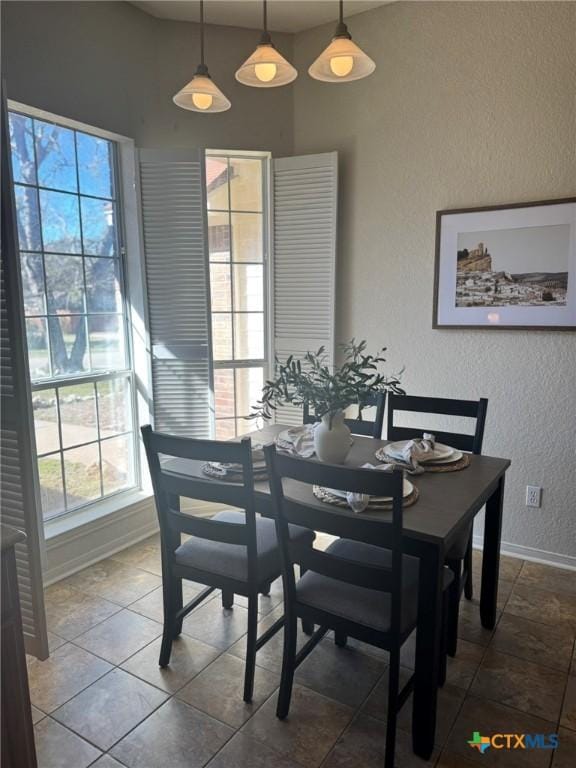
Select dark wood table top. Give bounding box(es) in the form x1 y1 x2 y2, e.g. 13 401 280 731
165 424 511 549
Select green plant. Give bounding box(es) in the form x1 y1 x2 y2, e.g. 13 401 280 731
250 339 405 426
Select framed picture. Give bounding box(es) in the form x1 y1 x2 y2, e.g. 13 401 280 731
433 198 576 329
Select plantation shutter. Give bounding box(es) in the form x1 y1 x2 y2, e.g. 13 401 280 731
1 88 48 660
138 149 214 437
272 152 338 424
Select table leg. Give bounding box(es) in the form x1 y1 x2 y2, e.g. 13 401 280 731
481 475 505 629
412 542 444 760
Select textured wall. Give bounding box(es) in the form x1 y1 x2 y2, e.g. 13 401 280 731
2 0 575 559
1 1 294 155
293 1 576 558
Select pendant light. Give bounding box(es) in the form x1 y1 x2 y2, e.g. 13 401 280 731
173 0 231 113
309 0 375 83
235 0 297 88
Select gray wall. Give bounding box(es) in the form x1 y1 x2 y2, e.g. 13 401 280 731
1 0 294 154
293 1 576 560
3 0 576 561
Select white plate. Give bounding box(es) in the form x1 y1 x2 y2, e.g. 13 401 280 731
423 450 463 464
382 441 455 463
324 478 414 501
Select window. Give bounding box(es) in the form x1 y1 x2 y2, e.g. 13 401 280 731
206 153 269 439
9 109 138 520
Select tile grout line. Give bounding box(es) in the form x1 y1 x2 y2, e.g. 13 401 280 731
37 552 576 767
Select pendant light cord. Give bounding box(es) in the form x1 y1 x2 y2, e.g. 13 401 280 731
260 0 272 45
335 0 351 39
200 0 205 65
197 0 209 75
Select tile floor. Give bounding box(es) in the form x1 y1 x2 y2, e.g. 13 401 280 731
28 538 576 768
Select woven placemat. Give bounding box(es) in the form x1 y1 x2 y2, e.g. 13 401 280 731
313 484 419 511
374 449 470 473
202 462 268 481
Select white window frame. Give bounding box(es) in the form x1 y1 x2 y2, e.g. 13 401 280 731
8 101 153 538
206 149 273 436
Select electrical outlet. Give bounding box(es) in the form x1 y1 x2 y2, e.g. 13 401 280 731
526 485 542 508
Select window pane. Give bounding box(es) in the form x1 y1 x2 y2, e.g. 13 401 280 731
20 253 46 315
77 132 114 199
208 212 230 261
38 454 65 519
231 213 263 262
81 197 117 256
45 254 85 314
64 443 101 507
214 369 235 419
33 389 60 455
14 185 41 251
211 313 233 360
206 156 229 209
229 158 262 212
59 383 98 448
26 318 51 379
86 257 122 313
233 313 264 360
34 119 77 192
39 189 81 253
88 315 126 370
215 419 236 440
233 264 264 312
237 417 259 436
101 434 134 495
49 315 88 376
9 113 36 184
235 367 264 416
209 263 231 311
97 378 131 437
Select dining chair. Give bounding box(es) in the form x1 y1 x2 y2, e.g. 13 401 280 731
264 444 453 768
387 394 488 656
141 425 315 702
303 391 387 438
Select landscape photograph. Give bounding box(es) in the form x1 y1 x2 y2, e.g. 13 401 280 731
455 223 570 308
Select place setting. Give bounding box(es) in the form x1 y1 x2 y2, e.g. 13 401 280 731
201 442 268 480
375 433 470 474
313 470 419 513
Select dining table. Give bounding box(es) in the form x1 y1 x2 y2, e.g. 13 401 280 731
167 423 511 761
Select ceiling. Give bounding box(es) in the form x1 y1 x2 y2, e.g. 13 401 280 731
130 1 390 34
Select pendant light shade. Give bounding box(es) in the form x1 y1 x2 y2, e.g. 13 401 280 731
236 1 297 88
309 0 375 83
173 66 231 112
173 0 231 113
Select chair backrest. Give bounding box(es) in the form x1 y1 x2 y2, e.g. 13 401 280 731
303 391 387 439
387 394 488 454
264 443 405 637
141 425 257 573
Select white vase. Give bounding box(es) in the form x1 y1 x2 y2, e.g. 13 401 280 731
314 410 351 464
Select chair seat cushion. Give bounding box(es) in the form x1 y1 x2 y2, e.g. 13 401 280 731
296 539 452 635
174 510 313 584
446 523 473 560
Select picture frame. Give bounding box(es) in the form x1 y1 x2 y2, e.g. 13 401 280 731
433 198 576 330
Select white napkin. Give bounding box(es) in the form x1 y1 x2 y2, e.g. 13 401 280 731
275 424 316 458
327 463 394 514
379 433 437 475
206 443 266 476
400 433 436 469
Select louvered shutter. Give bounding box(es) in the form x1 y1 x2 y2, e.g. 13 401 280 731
272 152 338 424
138 149 214 437
1 89 48 660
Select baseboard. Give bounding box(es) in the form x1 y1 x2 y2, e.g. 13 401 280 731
43 498 217 586
43 496 159 585
473 535 576 571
